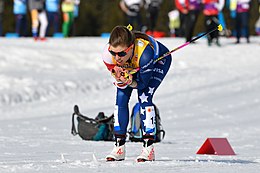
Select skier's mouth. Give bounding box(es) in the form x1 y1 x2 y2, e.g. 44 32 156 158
117 60 123 64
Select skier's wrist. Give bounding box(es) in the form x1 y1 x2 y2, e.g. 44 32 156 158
128 80 137 88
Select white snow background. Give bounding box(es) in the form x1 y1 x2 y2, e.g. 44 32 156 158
0 36 260 173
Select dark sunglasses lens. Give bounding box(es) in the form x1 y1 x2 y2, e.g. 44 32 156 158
117 51 127 57
109 50 116 56
109 50 126 57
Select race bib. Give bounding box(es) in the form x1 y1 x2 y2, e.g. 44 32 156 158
144 106 156 133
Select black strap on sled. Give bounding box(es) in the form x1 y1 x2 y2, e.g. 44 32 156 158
71 105 97 136
71 112 78 136
158 129 166 141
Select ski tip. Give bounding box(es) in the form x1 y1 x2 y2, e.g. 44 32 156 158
137 158 146 162
137 158 155 162
106 157 116 162
106 157 124 162
218 24 223 32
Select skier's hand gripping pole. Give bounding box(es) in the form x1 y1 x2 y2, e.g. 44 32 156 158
111 66 138 89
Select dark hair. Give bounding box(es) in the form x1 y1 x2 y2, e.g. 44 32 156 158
109 26 135 47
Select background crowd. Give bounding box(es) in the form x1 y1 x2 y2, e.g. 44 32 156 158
0 0 260 44
171 0 260 45
0 0 80 40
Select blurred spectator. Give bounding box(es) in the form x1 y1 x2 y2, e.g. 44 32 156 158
168 9 180 37
235 0 251 43
73 0 80 18
72 0 80 36
174 0 187 37
175 0 201 42
217 7 231 37
228 0 237 36
119 0 144 31
45 0 60 36
13 0 28 37
0 0 3 36
144 0 162 34
255 0 260 35
61 0 74 37
202 0 224 46
28 0 48 41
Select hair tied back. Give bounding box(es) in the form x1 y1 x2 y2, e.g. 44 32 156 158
127 24 133 31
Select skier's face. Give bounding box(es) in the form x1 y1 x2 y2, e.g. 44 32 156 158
109 44 133 66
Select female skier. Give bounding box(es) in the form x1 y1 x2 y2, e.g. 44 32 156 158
102 25 172 162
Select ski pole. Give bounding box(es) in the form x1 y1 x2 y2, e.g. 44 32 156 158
123 25 223 76
154 24 223 63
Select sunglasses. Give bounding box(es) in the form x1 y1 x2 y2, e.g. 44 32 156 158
108 44 133 57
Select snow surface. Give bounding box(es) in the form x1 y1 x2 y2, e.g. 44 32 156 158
0 36 260 173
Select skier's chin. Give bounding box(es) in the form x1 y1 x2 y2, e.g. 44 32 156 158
117 61 124 66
